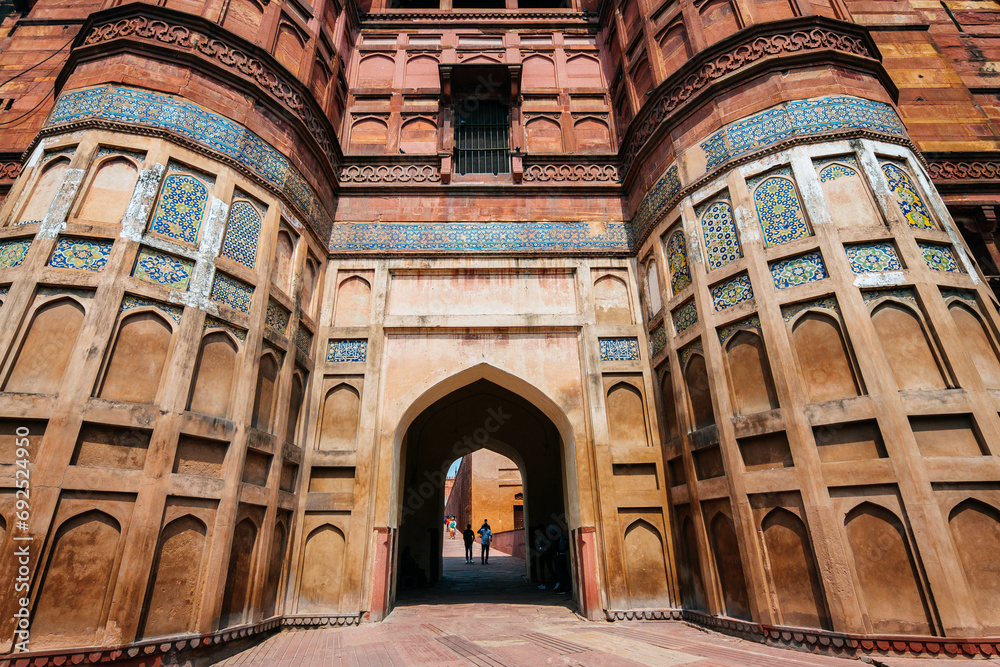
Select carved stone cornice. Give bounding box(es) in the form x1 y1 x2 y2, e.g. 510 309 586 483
617 17 893 183
0 153 22 182
359 10 598 30
522 160 619 184
926 155 1000 182
340 162 441 185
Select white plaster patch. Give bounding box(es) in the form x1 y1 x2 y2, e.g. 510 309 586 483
200 196 229 256
690 175 728 204
122 163 165 241
279 202 304 230
853 271 905 288
38 167 85 239
800 139 855 158
790 149 832 227
25 144 44 169
734 205 760 243
738 150 788 179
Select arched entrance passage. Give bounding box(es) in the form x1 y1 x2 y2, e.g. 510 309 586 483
388 368 577 609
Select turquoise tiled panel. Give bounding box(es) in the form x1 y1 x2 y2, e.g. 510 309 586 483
211 272 254 313
221 199 261 268
672 302 698 334
630 164 681 245
599 337 640 361
265 299 290 333
712 273 754 311
770 252 828 289
698 193 741 270
666 229 691 294
120 294 183 325
328 339 367 363
49 238 113 272
148 174 208 244
753 175 811 247
0 239 31 268
919 243 961 273
845 243 902 274
650 325 667 355
881 162 934 230
133 247 193 289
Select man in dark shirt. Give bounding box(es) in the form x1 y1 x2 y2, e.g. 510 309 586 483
462 523 475 564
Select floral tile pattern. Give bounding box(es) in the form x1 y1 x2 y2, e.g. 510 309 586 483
630 164 681 245
0 239 31 268
678 341 704 371
672 301 698 335
265 299 290 334
221 199 262 269
861 287 917 308
120 294 183 325
211 272 253 313
712 273 754 311
203 315 247 342
717 315 762 345
781 296 839 322
148 173 209 244
940 288 977 307
752 173 811 247
918 243 960 273
133 247 193 290
697 192 741 270
650 325 667 355
327 339 367 363
666 228 692 295
599 337 641 361
881 162 934 230
295 327 313 356
845 243 902 273
770 251 828 289
49 238 113 272
818 158 859 183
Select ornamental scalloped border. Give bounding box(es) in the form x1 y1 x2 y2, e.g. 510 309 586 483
0 160 21 181
927 160 1000 181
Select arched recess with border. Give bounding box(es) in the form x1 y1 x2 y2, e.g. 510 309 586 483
318 383 360 450
139 515 207 639
271 230 296 294
399 116 438 154
301 258 319 317
31 510 122 646
680 515 707 610
593 274 632 326
844 502 933 635
522 54 556 87
404 54 439 89
725 330 779 415
606 382 648 446
949 303 1000 389
262 519 289 620
98 310 173 404
684 353 715 430
75 156 139 224
699 0 741 46
709 512 751 619
187 331 239 418
623 519 671 608
252 352 281 433
525 116 563 153
285 372 305 445
5 297 86 394
659 370 680 440
298 524 347 613
222 0 264 42
790 311 860 403
274 19 306 75
334 276 371 327
220 517 258 628
871 301 948 391
573 116 611 152
947 499 1000 633
17 157 69 224
761 508 829 629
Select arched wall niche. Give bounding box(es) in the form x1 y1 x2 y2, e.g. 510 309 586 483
404 54 439 89
262 518 290 620
525 116 563 153
708 510 752 620
947 499 1000 633
285 372 305 445
606 381 648 447
816 160 883 229
593 274 632 326
870 302 948 391
17 157 70 224
75 156 139 224
222 0 265 42
948 303 1000 389
252 351 281 433
684 353 715 430
657 20 690 78
350 116 390 154
334 275 371 327
98 310 174 404
187 331 239 418
5 297 86 395
271 229 296 294
220 515 259 628
573 116 611 153
139 515 207 639
357 53 395 87
301 258 320 317
789 311 860 403
679 513 707 610
699 0 740 46
724 330 779 415
622 519 671 608
298 523 347 613
843 502 934 635
644 258 663 316
318 382 361 450
399 116 437 154
760 508 830 629
274 19 306 75
659 369 679 440
522 54 556 87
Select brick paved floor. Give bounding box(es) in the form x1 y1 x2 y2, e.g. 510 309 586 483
207 538 944 666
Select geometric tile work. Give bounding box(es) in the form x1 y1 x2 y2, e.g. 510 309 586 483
47 85 333 237
702 95 906 170
752 173 811 247
49 237 114 271
599 337 640 362
711 273 754 311
203 314 247 342
940 288 977 307
211 272 254 313
221 199 261 268
327 339 367 363
630 164 681 246
678 341 704 372
861 287 917 308
919 243 961 273
148 173 209 244
817 157 859 183
845 243 902 273
672 301 698 335
697 192 741 270
666 228 692 294
120 293 183 325
95 146 146 164
770 251 828 289
717 315 762 345
650 324 667 355
133 247 193 290
295 326 313 356
265 299 290 333
781 296 839 322
0 239 31 268
881 162 934 230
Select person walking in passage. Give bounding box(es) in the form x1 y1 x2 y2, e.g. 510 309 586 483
478 520 492 564
449 517 456 539
463 523 475 564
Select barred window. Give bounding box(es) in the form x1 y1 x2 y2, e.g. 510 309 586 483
454 99 511 175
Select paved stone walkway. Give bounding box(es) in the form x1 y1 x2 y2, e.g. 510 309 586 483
208 538 865 666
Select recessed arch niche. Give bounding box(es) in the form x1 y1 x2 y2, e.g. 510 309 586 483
5 297 86 395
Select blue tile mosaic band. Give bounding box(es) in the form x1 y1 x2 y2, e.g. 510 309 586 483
630 165 680 245
203 315 247 342
818 159 859 183
861 287 917 308
148 173 208 244
599 337 640 362
666 228 691 295
717 315 762 345
845 243 902 274
133 247 193 290
770 251 828 289
698 193 741 270
221 199 262 268
672 301 698 335
47 85 332 237
918 243 961 273
881 162 934 230
781 296 839 322
120 294 183 325
211 272 254 313
328 339 367 363
49 237 113 272
327 221 629 254
753 174 811 247
0 239 31 268
712 273 754 311
650 325 667 356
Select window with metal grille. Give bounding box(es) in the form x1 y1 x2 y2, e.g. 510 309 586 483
454 99 511 175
